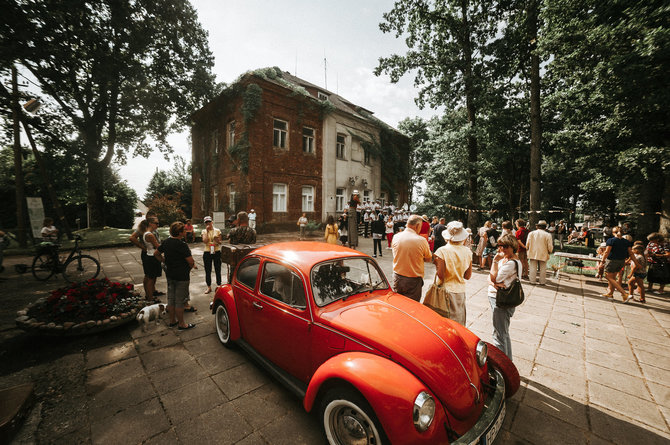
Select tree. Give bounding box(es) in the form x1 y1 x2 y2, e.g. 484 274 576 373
0 0 218 227
376 0 498 228
541 0 670 236
145 156 192 217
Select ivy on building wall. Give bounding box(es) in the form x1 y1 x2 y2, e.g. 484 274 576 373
227 83 263 174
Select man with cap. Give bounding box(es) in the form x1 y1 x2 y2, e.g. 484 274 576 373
201 216 222 294
526 220 554 285
248 209 257 230
391 214 433 301
433 221 473 324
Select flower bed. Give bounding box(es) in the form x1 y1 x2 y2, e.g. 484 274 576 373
16 278 145 335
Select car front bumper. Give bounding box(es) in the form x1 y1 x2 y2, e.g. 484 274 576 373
452 368 506 445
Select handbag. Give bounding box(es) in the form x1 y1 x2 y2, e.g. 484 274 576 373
423 275 450 318
496 260 525 308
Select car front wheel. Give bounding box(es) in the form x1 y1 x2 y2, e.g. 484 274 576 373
214 303 233 348
321 388 387 445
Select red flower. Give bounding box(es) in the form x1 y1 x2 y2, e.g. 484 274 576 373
99 307 107 313
66 295 76 303
96 291 106 300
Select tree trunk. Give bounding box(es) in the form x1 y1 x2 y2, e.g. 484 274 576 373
637 176 661 241
87 160 106 228
528 0 542 227
461 0 479 230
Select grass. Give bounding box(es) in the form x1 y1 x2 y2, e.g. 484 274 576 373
3 224 206 256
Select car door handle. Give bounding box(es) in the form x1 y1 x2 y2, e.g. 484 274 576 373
252 301 263 310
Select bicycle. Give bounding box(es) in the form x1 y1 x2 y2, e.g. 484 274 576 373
31 234 101 282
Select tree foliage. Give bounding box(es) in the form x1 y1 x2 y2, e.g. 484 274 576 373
145 156 192 217
0 0 219 227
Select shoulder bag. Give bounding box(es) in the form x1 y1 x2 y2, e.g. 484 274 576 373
496 260 525 308
423 274 450 318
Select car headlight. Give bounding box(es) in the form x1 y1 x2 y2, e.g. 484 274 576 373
476 341 488 367
413 391 435 432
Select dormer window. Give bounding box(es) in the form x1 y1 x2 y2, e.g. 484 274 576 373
318 92 329 101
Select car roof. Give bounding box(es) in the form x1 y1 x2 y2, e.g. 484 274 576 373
251 242 369 270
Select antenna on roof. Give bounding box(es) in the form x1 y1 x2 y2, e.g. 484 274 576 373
324 51 327 90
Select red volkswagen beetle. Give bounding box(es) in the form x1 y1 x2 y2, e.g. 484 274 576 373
212 242 519 444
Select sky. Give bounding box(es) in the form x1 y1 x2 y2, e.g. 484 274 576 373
118 0 440 198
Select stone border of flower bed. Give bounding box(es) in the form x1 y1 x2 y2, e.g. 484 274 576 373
15 298 144 336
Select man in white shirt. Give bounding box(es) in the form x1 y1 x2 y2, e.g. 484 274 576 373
526 220 554 285
248 209 257 230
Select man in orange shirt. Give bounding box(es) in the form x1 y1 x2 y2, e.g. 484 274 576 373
391 214 433 301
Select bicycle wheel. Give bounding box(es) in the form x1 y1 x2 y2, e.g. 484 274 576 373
32 253 57 281
63 254 100 283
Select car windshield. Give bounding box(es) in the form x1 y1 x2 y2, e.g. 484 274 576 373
311 258 389 307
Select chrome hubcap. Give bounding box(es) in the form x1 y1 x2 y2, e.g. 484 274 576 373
216 306 229 342
329 404 377 445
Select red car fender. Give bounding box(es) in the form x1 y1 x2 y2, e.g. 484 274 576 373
212 285 241 342
304 352 449 443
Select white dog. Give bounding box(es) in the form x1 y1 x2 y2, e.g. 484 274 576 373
136 303 166 332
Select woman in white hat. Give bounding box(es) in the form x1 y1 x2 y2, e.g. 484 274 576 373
432 221 473 325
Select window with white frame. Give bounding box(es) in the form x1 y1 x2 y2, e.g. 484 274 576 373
228 184 236 212
273 183 287 212
363 190 371 203
380 192 386 206
336 134 346 159
228 121 235 147
302 127 314 153
336 188 345 212
273 119 288 148
302 186 314 212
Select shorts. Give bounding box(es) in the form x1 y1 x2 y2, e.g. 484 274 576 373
604 259 625 274
633 272 647 279
484 247 497 257
167 279 190 308
141 252 163 278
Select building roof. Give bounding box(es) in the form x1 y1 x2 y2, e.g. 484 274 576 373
199 67 401 133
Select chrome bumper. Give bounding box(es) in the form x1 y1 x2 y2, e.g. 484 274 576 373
452 368 506 445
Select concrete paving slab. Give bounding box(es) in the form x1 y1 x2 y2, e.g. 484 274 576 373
90 397 169 445
230 385 300 430
173 402 254 445
511 403 589 444
211 363 271 401
159 377 224 425
257 410 326 445
523 377 589 428
183 333 226 357
89 374 155 420
538 336 584 359
530 364 588 403
195 348 247 375
85 341 137 370
139 344 194 374
147 360 209 396
86 356 144 394
589 404 670 445
535 348 585 378
586 362 653 401
588 381 666 430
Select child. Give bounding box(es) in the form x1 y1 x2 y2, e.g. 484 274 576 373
628 244 648 302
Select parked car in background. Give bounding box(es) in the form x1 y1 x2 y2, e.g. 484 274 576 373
212 242 520 444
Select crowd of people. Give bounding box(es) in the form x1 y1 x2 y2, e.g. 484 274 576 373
128 210 258 331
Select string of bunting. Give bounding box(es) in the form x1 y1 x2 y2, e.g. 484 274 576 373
445 204 662 217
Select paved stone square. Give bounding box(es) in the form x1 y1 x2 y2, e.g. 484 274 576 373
0 234 669 444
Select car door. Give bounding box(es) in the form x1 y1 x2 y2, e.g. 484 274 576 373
246 260 313 382
233 256 262 343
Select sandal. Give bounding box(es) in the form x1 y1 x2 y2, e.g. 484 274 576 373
184 306 197 312
204 288 212 294
178 323 196 330
599 293 614 298
168 322 178 327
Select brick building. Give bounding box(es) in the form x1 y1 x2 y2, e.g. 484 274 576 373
190 67 409 228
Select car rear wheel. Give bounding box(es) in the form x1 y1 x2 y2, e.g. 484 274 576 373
486 342 520 398
215 303 233 348
321 387 387 445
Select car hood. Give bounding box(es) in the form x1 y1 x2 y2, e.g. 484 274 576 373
320 291 482 420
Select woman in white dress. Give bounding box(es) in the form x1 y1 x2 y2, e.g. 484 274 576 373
475 220 491 268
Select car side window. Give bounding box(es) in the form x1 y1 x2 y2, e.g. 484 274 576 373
260 262 306 309
236 257 260 290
